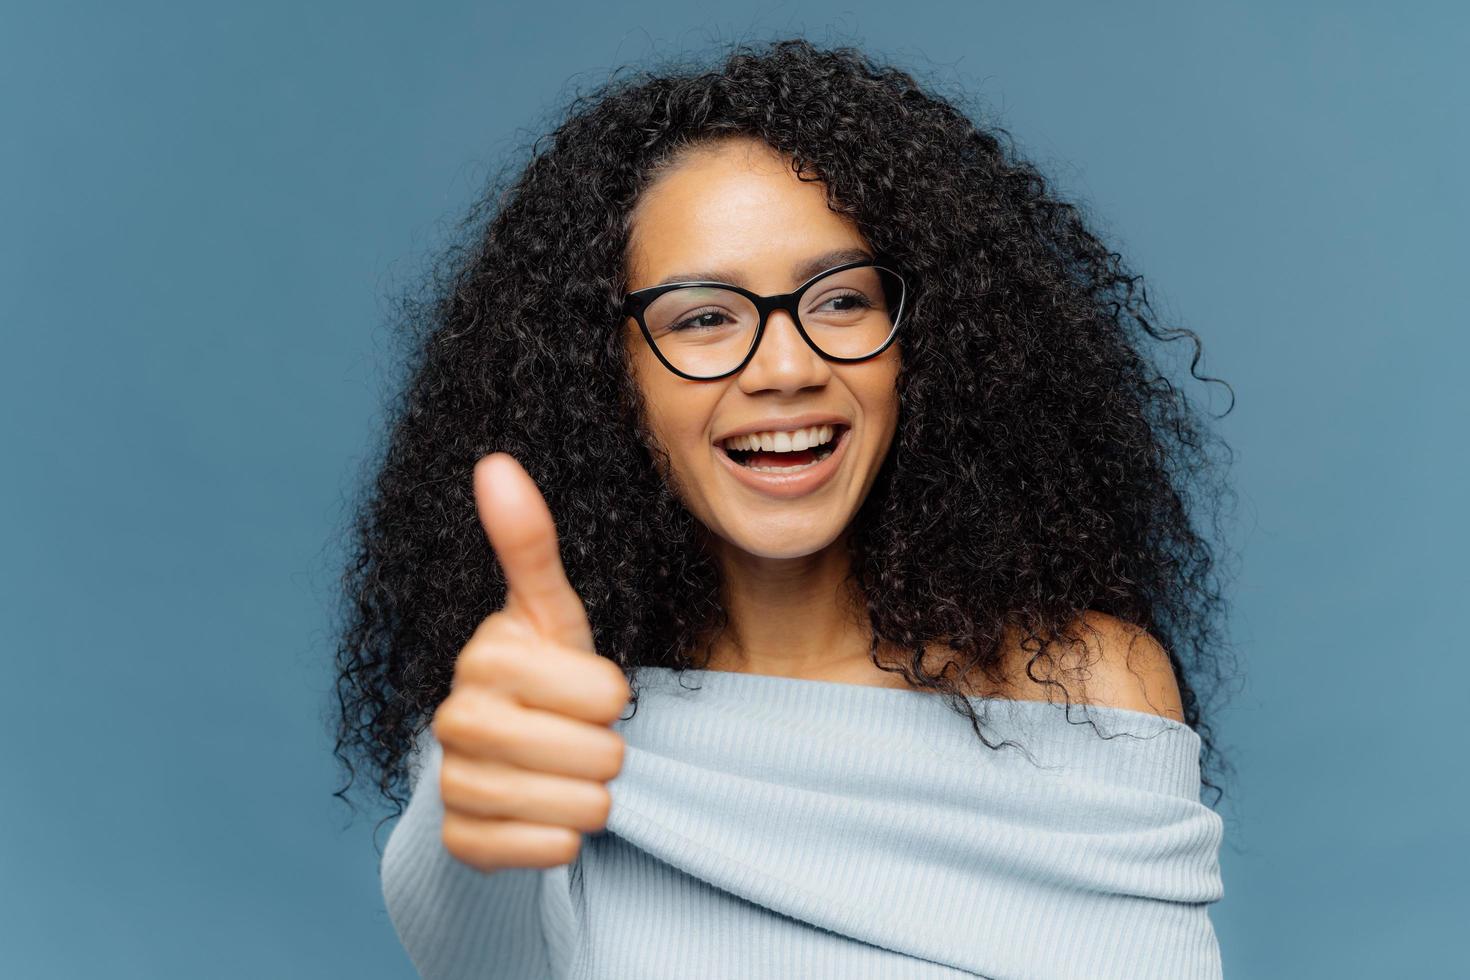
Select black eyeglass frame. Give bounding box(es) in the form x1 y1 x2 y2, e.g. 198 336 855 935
620 258 910 381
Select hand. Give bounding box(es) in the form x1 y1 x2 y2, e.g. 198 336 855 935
431 452 632 873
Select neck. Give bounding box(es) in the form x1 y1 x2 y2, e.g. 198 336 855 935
691 528 1022 697
697 531 877 680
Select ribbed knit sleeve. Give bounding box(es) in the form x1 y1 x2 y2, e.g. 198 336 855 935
381 666 1225 979
380 727 574 979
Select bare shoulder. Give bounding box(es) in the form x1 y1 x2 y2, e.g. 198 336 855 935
983 611 1186 722
1052 611 1186 722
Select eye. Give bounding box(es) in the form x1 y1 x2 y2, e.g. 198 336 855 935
669 307 735 332
814 290 874 313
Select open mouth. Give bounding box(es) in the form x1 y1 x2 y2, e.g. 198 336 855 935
720 425 847 473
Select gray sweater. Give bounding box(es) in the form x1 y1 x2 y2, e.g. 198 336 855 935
382 665 1225 979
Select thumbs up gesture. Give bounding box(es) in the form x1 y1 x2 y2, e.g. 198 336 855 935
431 453 633 873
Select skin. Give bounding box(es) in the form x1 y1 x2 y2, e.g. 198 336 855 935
623 135 901 686
622 136 1186 720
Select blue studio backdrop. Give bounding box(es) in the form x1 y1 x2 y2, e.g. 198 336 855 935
2 2 1465 977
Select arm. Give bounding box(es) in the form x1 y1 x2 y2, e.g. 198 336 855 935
380 727 571 980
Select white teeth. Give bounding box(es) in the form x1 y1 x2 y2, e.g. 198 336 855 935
723 424 835 453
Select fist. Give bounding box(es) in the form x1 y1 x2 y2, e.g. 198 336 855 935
432 452 632 873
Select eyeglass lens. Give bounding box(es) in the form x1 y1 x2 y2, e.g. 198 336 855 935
640 265 904 378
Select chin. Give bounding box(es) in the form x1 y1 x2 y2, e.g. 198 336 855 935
721 519 846 560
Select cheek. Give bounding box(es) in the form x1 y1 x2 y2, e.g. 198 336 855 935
625 334 675 433
853 360 901 421
631 372 712 467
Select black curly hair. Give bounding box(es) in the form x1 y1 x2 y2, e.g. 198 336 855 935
328 37 1240 849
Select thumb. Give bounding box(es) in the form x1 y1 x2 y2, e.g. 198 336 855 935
473 452 595 652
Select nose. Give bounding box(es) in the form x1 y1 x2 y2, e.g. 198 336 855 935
735 307 831 391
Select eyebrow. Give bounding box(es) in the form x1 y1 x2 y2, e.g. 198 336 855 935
651 246 876 289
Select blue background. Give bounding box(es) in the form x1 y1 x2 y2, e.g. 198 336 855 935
3 2 1465 976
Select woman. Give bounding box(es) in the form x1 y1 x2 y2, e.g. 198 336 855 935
335 38 1236 979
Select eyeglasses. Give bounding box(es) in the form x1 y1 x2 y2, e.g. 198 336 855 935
621 258 909 380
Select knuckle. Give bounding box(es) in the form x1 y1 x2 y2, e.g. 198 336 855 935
435 690 518 751
437 756 468 805
578 732 625 782
457 636 512 683
582 785 613 830
432 699 475 745
602 661 631 694
441 756 513 812
596 664 632 715
438 756 472 803
600 732 627 779
474 705 519 748
429 707 453 744
440 812 484 864
475 774 515 812
550 829 583 866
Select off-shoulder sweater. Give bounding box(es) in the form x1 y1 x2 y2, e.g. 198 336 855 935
381 665 1225 979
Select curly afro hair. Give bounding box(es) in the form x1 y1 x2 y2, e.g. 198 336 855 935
329 37 1240 847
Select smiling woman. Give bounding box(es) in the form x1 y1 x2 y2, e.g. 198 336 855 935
618 137 905 577
333 36 1238 980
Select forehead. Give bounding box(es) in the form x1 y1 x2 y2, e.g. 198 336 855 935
626 138 868 290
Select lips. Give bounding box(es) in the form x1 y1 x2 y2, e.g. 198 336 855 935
714 424 851 498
